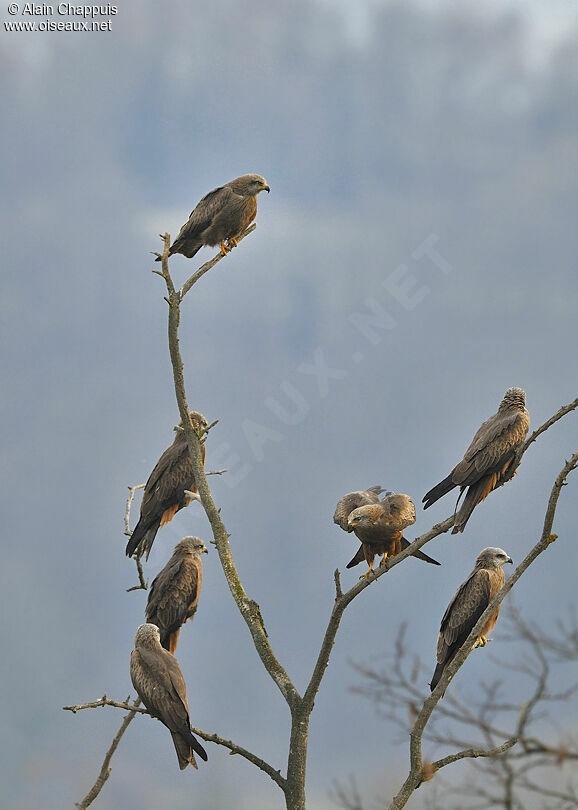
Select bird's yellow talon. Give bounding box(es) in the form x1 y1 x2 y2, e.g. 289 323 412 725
546 533 558 545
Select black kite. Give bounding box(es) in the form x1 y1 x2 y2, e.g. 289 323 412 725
334 488 440 579
125 412 208 561
130 623 208 769
430 546 513 692
156 174 270 261
146 536 208 654
423 387 530 533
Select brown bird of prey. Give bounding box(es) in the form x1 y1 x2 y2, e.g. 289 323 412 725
130 623 208 769
156 174 270 261
146 536 208 654
333 485 387 530
334 488 441 579
423 387 530 534
125 412 208 561
430 546 513 692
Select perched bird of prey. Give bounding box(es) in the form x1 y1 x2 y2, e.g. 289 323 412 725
146 536 208 654
332 485 387 531
156 174 270 261
130 623 208 770
125 412 208 561
430 546 513 692
334 488 440 578
423 387 530 534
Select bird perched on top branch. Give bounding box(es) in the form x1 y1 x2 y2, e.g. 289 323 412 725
156 173 270 261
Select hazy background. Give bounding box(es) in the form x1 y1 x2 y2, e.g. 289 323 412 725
2 1 577 808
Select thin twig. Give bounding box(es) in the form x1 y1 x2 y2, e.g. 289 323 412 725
124 484 145 535
126 556 148 592
124 484 148 591
430 737 518 774
63 696 148 715
194 729 286 789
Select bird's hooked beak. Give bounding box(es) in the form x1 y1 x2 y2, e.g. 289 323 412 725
202 546 209 554
259 183 270 193
506 556 513 564
347 519 357 529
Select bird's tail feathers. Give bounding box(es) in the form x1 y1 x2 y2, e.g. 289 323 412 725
190 732 208 762
166 628 180 655
171 731 198 770
429 662 446 694
171 728 208 769
125 520 160 560
164 239 202 260
345 545 365 569
422 474 456 509
154 246 177 262
451 476 496 534
400 537 441 566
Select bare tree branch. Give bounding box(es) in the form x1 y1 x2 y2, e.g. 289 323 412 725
430 736 518 772
124 484 148 591
124 484 145 536
64 696 148 715
64 694 286 791
156 232 299 708
197 728 286 789
156 234 311 809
